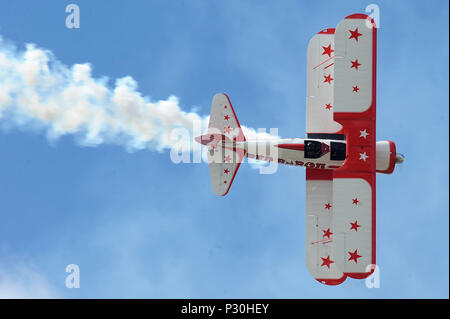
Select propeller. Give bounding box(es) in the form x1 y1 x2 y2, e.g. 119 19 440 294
395 153 405 164
395 153 405 174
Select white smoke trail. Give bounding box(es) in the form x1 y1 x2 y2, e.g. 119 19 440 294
0 35 276 155
0 35 209 152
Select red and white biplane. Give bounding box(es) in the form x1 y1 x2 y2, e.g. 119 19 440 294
195 14 404 285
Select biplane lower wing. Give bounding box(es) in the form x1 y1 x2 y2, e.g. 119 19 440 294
305 14 377 284
306 170 375 285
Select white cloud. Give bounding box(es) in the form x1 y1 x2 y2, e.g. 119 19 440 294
0 262 58 298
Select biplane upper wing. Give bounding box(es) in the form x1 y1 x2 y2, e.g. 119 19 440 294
305 168 345 283
305 14 377 285
305 28 345 283
306 28 342 135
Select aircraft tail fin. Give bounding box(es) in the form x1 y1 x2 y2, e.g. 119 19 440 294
195 93 246 196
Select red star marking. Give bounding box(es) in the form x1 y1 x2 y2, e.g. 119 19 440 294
224 155 232 163
322 228 333 239
324 203 332 210
224 126 232 134
223 180 227 184
224 115 230 121
348 249 362 263
224 169 230 174
321 255 334 269
323 74 334 84
351 59 361 70
352 85 360 92
325 103 332 110
352 198 359 205
349 28 362 42
224 105 227 109
322 44 334 57
350 220 361 231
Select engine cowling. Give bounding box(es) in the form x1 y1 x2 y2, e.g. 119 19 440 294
376 141 398 174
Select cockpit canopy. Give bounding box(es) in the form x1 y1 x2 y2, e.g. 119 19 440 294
304 140 328 159
330 141 346 160
304 140 346 160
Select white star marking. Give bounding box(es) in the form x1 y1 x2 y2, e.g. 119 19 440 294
359 152 369 161
360 129 369 139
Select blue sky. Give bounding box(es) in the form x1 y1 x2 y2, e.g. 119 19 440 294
0 0 448 298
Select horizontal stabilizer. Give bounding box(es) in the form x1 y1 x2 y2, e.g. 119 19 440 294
204 93 246 196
